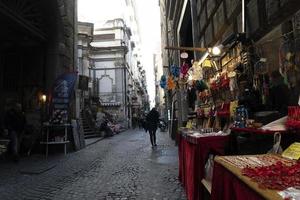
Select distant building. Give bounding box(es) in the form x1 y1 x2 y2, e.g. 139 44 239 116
90 19 133 128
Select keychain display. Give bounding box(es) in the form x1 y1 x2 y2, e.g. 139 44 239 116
233 105 249 128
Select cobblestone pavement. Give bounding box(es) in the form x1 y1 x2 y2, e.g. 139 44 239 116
0 129 186 200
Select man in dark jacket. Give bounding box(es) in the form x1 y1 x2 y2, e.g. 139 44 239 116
4 102 26 161
146 108 160 147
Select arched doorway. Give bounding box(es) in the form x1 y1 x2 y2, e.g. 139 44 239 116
0 0 67 127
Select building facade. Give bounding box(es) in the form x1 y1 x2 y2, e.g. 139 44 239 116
91 19 133 128
77 18 148 129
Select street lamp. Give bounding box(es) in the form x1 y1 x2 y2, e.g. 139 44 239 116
208 45 223 56
41 94 47 103
212 46 222 56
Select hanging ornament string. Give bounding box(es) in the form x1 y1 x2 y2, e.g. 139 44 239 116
167 76 176 90
160 75 167 89
170 64 180 77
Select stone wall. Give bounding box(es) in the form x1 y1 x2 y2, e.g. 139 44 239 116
57 0 76 71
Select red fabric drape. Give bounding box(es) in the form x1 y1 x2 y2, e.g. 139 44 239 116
211 162 264 200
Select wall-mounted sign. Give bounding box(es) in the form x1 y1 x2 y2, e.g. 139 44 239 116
78 75 89 91
180 52 189 59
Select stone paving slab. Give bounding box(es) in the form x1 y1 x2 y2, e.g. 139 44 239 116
0 129 186 200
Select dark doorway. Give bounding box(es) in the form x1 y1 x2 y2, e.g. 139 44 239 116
179 1 194 65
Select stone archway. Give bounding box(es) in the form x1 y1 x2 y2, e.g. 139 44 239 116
0 0 76 126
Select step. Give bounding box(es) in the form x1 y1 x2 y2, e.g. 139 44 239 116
84 134 101 139
84 131 94 134
83 130 94 134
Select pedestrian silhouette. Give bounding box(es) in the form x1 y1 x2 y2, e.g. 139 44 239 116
146 108 160 147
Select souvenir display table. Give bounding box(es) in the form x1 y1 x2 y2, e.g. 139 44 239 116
40 122 71 158
178 128 229 200
211 154 299 200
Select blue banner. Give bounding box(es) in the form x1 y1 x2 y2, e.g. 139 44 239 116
50 72 77 123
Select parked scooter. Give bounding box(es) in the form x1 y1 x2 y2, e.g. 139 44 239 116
158 119 167 132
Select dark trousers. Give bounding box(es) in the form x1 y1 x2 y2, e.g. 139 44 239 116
149 129 157 146
8 130 21 158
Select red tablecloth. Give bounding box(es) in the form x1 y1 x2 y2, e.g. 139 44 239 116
211 162 265 200
178 133 230 200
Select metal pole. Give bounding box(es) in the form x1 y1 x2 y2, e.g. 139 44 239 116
242 0 246 33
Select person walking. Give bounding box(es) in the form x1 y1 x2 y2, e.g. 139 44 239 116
146 108 160 147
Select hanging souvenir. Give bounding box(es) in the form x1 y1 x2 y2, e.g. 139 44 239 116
196 107 205 118
220 73 229 89
160 75 167 89
178 78 186 89
187 85 196 110
202 59 212 68
191 61 203 80
180 61 189 78
199 89 209 100
230 100 239 118
167 76 176 90
216 103 230 118
195 80 208 92
170 64 180 77
228 71 238 92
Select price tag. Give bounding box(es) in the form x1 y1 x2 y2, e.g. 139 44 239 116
282 142 300 160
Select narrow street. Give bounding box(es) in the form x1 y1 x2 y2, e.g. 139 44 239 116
0 130 186 200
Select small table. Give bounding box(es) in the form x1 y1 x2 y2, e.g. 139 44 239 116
40 123 71 158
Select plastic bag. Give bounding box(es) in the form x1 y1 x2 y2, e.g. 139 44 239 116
204 154 214 182
268 132 283 154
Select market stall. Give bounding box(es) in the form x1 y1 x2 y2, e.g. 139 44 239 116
165 18 300 199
